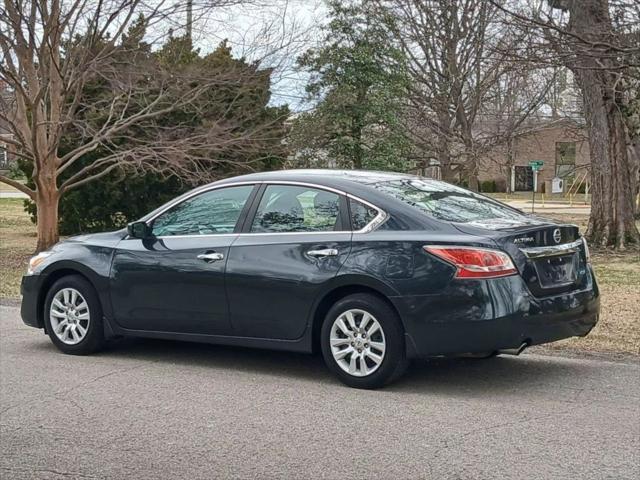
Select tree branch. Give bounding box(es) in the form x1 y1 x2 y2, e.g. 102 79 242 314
0 175 35 199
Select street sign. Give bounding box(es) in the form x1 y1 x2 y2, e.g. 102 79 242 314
528 161 544 213
529 160 544 171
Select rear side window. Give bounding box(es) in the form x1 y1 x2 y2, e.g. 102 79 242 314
251 185 342 233
350 200 378 230
375 179 525 224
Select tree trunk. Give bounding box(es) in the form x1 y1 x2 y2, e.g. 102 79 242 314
35 188 60 253
436 111 454 182
351 86 369 170
462 131 479 191
505 136 516 194
629 141 640 215
438 149 454 182
468 170 479 192
567 0 640 249
580 77 639 247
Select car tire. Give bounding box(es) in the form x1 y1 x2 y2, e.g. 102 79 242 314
321 293 409 389
44 275 105 355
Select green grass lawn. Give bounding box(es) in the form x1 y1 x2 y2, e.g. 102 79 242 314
0 198 638 354
0 198 36 298
543 253 639 355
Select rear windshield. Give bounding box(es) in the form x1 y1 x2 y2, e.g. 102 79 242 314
374 179 527 224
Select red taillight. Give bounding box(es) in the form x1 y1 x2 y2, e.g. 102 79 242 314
424 246 517 279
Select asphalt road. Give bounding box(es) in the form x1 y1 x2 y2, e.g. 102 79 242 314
1 304 638 480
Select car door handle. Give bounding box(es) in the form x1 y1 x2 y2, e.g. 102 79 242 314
197 252 225 262
306 248 338 258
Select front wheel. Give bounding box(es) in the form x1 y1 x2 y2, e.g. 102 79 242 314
44 275 105 355
321 293 409 389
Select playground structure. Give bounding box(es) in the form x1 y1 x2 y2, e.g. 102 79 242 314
563 164 590 205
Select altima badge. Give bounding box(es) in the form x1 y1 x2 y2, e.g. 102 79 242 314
513 236 535 244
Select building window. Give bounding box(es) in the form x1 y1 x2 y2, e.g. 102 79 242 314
555 142 576 179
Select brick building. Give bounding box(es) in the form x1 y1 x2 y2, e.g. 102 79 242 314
479 118 590 193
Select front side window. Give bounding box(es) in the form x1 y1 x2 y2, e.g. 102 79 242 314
151 185 253 236
375 179 528 225
251 185 342 233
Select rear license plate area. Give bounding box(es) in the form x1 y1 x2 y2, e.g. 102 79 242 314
534 253 579 288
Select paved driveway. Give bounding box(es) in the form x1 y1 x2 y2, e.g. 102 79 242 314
504 199 591 215
1 304 638 480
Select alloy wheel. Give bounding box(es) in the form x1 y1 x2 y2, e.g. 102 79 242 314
49 288 90 345
330 308 386 377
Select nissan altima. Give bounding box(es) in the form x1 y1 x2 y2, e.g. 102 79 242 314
21 170 599 388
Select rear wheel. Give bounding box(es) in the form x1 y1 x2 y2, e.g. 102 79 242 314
44 275 105 355
321 293 408 389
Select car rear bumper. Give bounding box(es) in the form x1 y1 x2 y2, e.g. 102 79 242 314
392 268 600 358
21 274 43 328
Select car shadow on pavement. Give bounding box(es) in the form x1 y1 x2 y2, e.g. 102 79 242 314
97 337 336 384
389 356 595 397
30 335 599 395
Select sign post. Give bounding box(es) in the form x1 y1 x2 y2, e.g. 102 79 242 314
528 161 544 213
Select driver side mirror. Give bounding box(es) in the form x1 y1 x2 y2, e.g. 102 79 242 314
127 221 152 239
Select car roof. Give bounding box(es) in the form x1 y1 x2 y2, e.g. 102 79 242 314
215 169 421 191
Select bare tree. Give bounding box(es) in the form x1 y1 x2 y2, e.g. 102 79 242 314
563 0 639 248
493 0 640 248
0 0 292 252
370 1 499 188
370 0 551 190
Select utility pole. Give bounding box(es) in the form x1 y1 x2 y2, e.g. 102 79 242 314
186 0 193 41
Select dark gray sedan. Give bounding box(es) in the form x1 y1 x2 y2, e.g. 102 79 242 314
21 170 599 388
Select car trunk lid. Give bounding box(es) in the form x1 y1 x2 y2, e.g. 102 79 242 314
453 219 589 297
